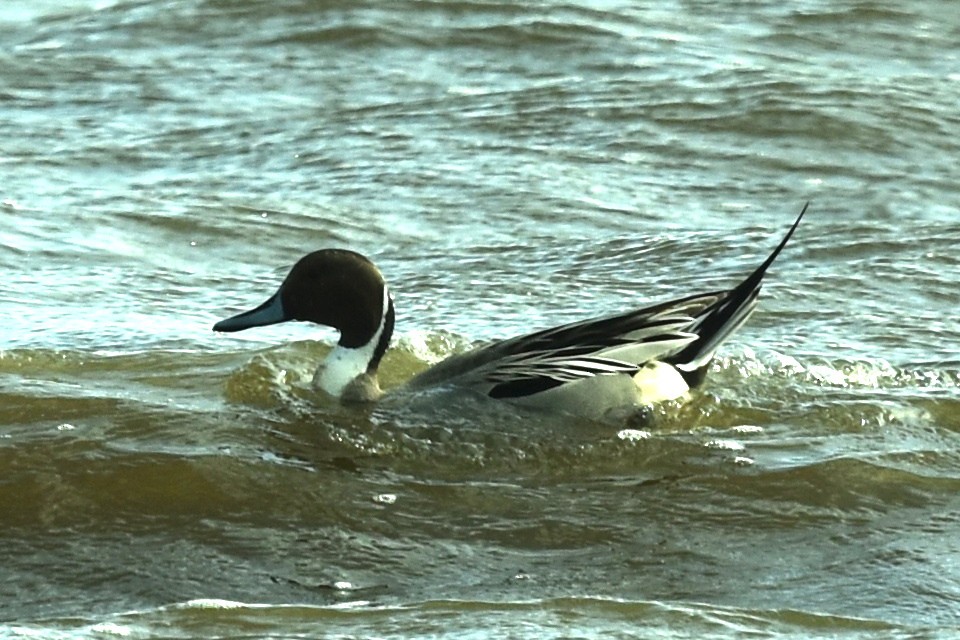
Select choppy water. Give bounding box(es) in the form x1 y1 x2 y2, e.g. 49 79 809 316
2 0 960 637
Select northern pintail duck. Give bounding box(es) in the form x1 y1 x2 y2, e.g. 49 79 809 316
214 205 807 418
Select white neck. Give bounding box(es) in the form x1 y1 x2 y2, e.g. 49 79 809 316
313 286 391 398
314 343 377 397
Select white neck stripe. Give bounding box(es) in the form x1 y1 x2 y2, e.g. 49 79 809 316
315 285 391 397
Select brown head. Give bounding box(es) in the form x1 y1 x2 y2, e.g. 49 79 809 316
214 249 394 367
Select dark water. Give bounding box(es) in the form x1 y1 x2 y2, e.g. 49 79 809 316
2 0 960 637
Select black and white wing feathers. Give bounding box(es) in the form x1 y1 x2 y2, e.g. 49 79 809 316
405 293 722 399
404 204 807 401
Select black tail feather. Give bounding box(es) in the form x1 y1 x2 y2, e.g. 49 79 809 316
734 201 808 298
665 203 808 375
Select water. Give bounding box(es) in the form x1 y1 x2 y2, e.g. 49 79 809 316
2 0 960 637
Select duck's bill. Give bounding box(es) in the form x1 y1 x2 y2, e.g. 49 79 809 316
213 292 288 332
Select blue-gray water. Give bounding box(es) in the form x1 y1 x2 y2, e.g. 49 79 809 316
2 1 959 637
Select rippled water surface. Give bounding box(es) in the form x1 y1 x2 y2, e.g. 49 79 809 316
2 0 960 637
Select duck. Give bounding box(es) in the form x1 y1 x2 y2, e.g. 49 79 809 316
213 204 807 418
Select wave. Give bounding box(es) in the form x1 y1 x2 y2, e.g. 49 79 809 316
4 337 956 415
7 337 956 489
4 339 960 632
0 595 924 639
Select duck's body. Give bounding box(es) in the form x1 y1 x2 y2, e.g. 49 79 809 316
214 205 807 418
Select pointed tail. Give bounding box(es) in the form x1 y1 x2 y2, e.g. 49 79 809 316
666 203 809 383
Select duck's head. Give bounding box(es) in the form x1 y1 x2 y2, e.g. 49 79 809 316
214 249 395 398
